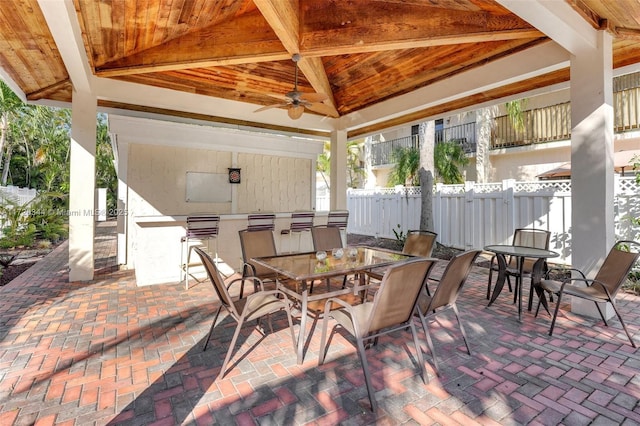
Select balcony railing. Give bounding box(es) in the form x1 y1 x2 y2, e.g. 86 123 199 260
492 87 640 148
370 135 419 166
371 123 477 166
371 84 640 164
435 122 476 153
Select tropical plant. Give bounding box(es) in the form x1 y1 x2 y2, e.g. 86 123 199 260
317 139 366 190
317 141 331 190
0 197 36 248
392 224 406 250
96 113 117 212
506 98 528 134
388 146 420 186
434 141 469 184
389 140 469 187
346 140 365 188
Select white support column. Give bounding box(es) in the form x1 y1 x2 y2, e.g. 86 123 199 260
69 91 97 281
330 130 348 210
570 31 615 318
115 138 128 266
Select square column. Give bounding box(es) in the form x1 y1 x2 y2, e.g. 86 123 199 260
570 31 615 318
330 130 347 210
69 91 97 281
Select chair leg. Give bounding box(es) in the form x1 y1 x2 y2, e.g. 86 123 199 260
487 267 494 300
418 310 440 375
609 300 637 348
452 304 471 356
593 300 608 326
284 302 297 350
409 321 427 383
548 291 563 336
356 336 377 412
318 314 331 365
218 317 245 380
203 306 223 351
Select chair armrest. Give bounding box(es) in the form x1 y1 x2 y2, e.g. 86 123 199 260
564 277 612 296
242 261 257 277
322 296 358 317
246 288 289 301
545 267 585 280
226 276 266 292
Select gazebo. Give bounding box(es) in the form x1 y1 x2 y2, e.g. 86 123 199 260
0 1 638 296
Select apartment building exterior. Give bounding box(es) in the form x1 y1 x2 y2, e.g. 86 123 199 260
364 71 640 188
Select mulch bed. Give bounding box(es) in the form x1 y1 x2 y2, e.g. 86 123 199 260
0 245 61 286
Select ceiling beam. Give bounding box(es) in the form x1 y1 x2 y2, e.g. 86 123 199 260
38 0 93 93
339 41 569 132
496 0 598 54
300 29 545 57
254 0 339 116
95 10 290 77
299 1 545 56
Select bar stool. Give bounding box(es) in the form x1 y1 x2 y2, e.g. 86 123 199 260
327 210 349 246
280 211 315 253
181 214 220 290
247 213 276 232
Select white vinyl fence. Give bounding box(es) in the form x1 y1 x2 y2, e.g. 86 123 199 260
347 177 640 265
0 185 37 207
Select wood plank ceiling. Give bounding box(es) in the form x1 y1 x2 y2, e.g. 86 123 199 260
1 0 640 137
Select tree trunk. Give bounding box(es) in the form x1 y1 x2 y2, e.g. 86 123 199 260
1 143 12 185
419 121 435 232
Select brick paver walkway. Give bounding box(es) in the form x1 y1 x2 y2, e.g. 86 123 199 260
1 222 639 425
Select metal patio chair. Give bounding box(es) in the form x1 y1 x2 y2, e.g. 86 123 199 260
239 229 279 296
318 258 437 412
417 249 481 375
536 240 640 347
366 230 437 291
194 247 296 379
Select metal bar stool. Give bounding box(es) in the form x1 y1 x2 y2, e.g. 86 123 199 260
247 213 276 232
327 210 349 246
280 211 315 253
181 214 220 290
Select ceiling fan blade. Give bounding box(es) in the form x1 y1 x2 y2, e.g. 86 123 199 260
288 105 305 120
304 101 337 117
254 103 289 113
299 92 328 103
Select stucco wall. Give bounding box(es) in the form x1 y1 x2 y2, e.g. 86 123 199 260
128 144 233 216
127 145 312 216
236 153 312 212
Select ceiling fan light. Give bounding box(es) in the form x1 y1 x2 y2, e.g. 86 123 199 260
288 105 304 119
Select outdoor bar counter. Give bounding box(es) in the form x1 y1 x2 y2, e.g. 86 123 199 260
132 212 330 286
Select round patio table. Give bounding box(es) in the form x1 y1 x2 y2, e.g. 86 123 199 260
484 245 559 321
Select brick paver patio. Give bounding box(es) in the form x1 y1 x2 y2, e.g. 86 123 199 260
1 222 639 425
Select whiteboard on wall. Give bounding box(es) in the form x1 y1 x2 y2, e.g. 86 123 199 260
185 172 231 202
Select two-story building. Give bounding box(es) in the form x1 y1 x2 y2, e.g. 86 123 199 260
365 71 640 187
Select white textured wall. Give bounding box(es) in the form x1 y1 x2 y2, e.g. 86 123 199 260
237 153 312 212
128 144 233 216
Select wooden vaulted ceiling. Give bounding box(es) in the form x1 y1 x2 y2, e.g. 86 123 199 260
2 0 640 137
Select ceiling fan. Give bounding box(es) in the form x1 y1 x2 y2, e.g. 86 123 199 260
255 54 334 120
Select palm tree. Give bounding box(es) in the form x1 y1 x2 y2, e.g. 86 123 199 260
434 141 469 184
388 146 420 186
317 141 331 190
0 81 25 179
346 140 365 188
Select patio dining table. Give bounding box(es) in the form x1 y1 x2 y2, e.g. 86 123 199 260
485 245 559 321
252 246 414 363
